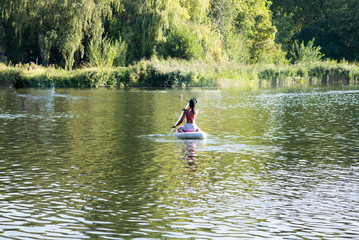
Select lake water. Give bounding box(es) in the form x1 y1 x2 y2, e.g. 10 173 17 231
1 85 359 239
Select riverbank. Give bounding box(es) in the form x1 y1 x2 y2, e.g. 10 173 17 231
1 59 359 88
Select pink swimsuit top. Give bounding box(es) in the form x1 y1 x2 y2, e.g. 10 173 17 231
186 109 195 121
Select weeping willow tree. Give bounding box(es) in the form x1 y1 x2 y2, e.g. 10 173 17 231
0 0 121 69
115 0 225 62
117 0 189 61
0 0 286 67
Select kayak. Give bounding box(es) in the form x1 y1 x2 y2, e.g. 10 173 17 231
175 127 207 139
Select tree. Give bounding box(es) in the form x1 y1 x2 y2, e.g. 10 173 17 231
233 0 285 63
271 0 359 61
115 0 180 61
184 0 211 24
0 0 295 66
0 0 120 69
326 0 359 60
209 0 235 34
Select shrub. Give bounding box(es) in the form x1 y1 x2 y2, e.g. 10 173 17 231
289 38 324 65
88 36 127 68
159 24 204 60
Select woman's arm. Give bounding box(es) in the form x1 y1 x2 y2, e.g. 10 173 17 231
172 109 187 128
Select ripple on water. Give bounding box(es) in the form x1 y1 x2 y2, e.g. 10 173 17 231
1 87 359 239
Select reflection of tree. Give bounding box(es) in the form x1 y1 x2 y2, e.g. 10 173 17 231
0 88 217 238
0 88 177 238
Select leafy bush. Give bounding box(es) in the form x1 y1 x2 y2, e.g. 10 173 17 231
88 37 127 68
289 39 324 65
159 24 204 60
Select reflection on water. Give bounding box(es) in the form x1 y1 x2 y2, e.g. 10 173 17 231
184 140 199 169
0 86 359 239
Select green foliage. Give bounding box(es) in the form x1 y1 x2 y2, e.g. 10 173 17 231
159 23 204 60
184 0 211 23
209 0 235 34
1 60 359 88
257 61 359 86
289 39 324 65
2 0 359 68
199 25 224 61
326 0 359 61
88 37 127 68
223 31 250 63
209 0 250 63
38 30 57 66
117 0 184 62
271 11 298 53
234 0 279 63
0 65 23 87
271 0 359 61
0 0 120 69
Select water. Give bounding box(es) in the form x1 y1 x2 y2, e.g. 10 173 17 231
1 85 359 239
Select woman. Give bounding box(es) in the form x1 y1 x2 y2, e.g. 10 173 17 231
172 98 200 132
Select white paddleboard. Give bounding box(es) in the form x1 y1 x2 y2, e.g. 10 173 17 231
175 129 207 139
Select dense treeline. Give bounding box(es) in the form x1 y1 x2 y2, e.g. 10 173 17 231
0 0 358 71
271 0 359 61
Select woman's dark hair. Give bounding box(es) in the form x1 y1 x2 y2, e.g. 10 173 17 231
189 98 197 114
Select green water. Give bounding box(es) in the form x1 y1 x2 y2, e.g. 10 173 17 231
0 86 359 239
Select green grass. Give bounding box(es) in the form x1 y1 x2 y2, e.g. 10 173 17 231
1 59 359 88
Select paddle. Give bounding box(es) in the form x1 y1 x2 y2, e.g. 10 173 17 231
169 102 190 136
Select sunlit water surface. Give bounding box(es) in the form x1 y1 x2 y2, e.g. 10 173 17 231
1 86 359 239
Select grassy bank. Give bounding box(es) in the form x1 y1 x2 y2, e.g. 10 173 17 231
1 59 359 88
